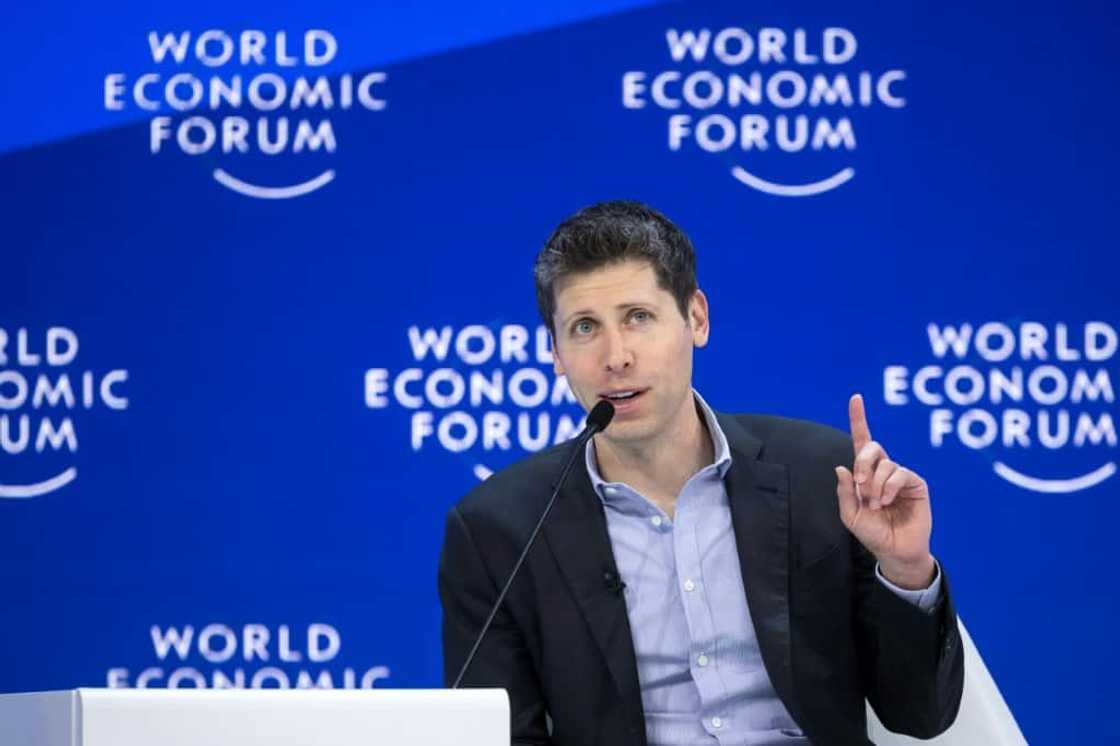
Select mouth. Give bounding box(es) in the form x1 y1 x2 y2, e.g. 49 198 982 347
598 388 648 414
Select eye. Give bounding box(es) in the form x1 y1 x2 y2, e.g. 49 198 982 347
572 319 596 336
629 309 652 323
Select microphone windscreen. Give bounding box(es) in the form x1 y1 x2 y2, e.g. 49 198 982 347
588 400 615 432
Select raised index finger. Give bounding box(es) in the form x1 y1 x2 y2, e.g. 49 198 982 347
848 393 873 455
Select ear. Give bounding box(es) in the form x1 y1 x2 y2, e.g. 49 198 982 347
551 333 566 375
689 289 710 348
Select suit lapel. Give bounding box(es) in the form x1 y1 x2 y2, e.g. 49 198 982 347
541 457 646 740
716 412 805 725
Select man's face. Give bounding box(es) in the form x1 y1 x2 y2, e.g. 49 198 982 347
551 259 709 447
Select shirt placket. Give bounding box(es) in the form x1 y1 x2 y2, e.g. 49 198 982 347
674 468 733 744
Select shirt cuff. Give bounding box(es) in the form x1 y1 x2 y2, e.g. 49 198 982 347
875 560 942 613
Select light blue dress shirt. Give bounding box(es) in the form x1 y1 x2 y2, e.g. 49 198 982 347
584 392 941 745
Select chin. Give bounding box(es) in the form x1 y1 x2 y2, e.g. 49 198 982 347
600 417 658 444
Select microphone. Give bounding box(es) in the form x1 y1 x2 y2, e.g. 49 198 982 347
603 570 627 596
451 400 615 689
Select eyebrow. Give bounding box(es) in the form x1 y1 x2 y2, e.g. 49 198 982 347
560 302 652 327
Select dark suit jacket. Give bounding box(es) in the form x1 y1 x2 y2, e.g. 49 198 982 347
439 412 964 745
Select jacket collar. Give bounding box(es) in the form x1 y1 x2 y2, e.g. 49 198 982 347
716 411 804 725
542 455 647 742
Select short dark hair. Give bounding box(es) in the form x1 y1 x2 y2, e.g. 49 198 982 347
533 200 698 334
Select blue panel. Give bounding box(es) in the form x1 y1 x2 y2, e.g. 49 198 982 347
1 0 1116 742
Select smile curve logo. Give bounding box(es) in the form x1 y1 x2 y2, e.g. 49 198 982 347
731 165 855 197
213 168 336 199
0 467 78 499
992 460 1116 494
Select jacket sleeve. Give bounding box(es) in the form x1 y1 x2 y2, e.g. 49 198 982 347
853 534 965 738
438 503 553 745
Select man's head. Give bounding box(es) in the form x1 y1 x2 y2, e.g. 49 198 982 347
533 201 709 446
534 201 698 335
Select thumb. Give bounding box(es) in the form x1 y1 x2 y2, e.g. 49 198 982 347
835 465 859 528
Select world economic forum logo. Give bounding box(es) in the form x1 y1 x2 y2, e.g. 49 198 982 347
621 26 905 197
0 327 129 499
107 622 390 690
884 322 1117 494
103 29 387 199
364 322 586 481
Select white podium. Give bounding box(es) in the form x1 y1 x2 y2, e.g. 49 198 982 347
0 688 509 746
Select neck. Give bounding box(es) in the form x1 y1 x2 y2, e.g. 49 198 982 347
593 397 714 516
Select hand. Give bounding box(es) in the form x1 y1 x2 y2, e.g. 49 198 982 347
835 394 936 590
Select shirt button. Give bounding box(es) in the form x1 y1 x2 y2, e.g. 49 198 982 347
711 717 723 729
683 579 696 592
650 515 663 527
697 654 709 667
604 486 617 496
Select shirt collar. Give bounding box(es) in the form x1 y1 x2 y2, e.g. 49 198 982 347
585 389 733 501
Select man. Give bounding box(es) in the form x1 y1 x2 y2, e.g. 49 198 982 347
439 201 964 745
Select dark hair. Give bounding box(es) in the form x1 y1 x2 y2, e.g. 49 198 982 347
533 200 698 334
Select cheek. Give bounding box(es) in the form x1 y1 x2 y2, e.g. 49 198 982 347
649 333 689 366
649 338 693 390
558 353 596 390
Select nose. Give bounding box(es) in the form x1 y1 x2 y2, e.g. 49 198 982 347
603 328 633 373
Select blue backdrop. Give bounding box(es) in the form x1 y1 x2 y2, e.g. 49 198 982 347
2 1 1116 742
